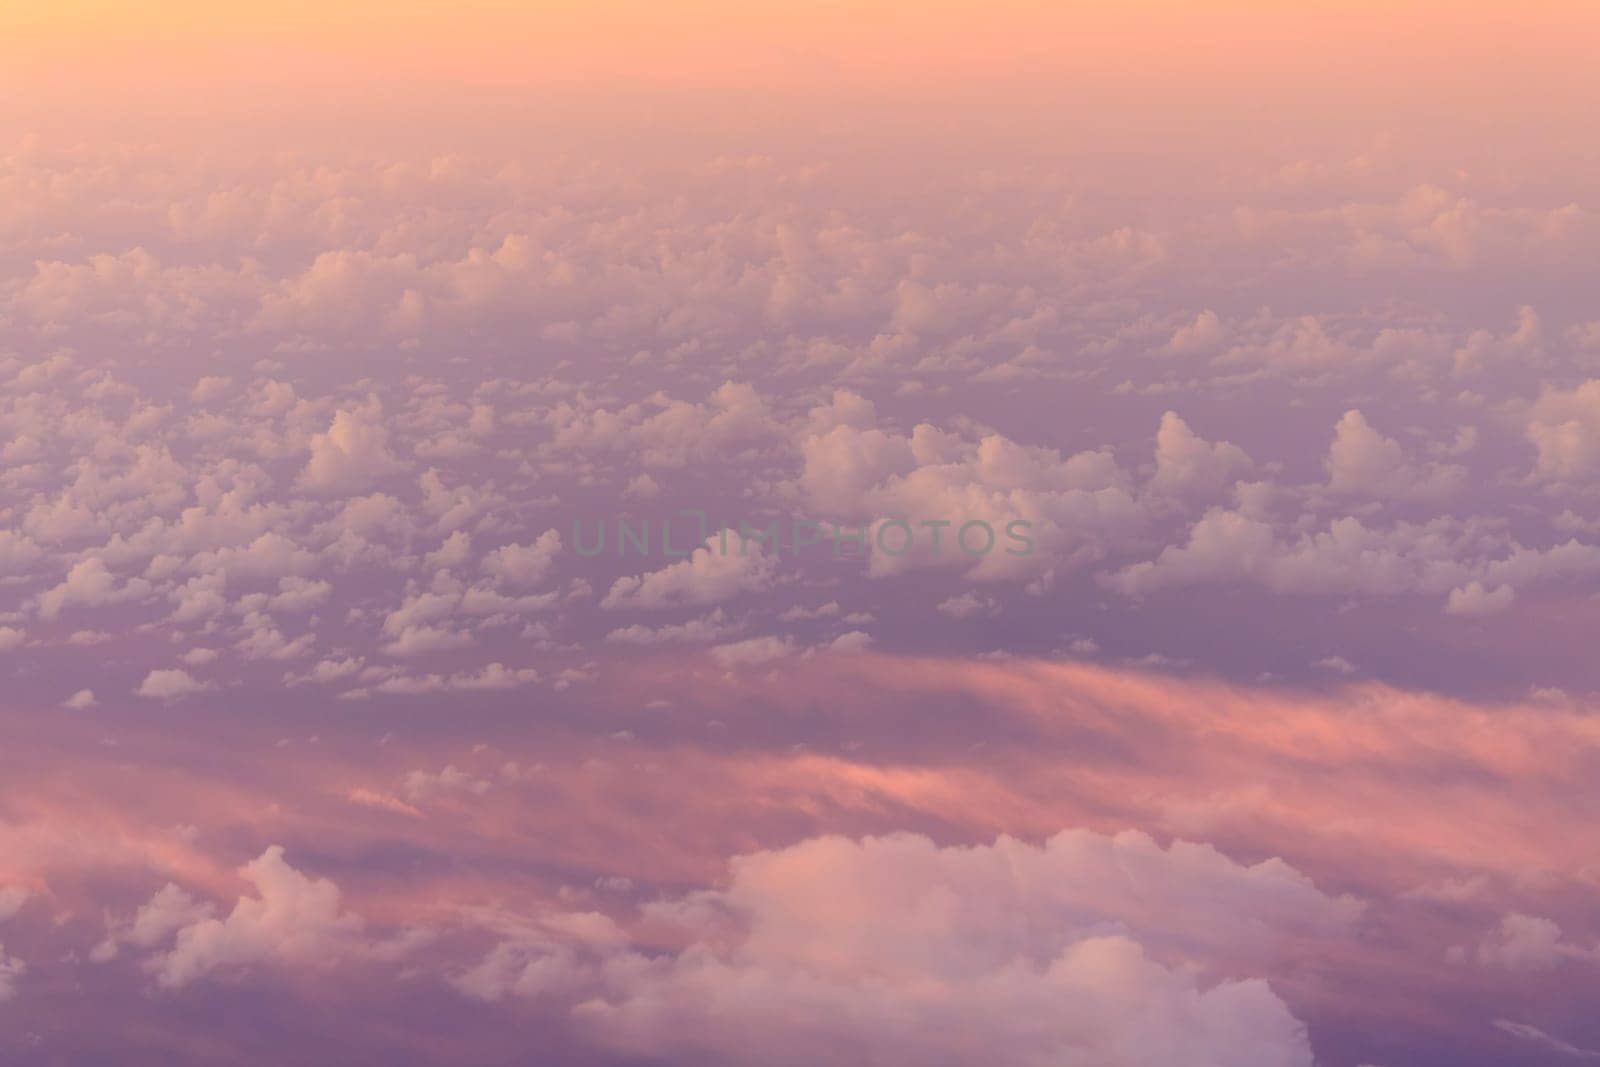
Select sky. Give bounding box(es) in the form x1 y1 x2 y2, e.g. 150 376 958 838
3 3 1600 1065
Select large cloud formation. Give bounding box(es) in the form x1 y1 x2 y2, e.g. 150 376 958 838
457 829 1343 1066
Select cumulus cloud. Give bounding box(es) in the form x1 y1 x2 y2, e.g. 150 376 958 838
709 635 797 667
1150 412 1253 498
1444 581 1515 617
1476 914 1600 972
403 765 492 802
1109 509 1600 610
604 609 739 645
797 418 1142 579
93 883 216 963
602 535 776 610
296 401 403 494
373 662 539 695
480 531 561 587
0 531 44 575
136 668 211 701
1162 310 1227 357
142 847 368 988
936 592 1000 618
459 829 1347 1066
546 382 780 469
35 557 153 619
62 688 97 709
1325 410 1464 500
1527 379 1600 482
0 887 27 923
0 947 22 1002
5 115 1600 1065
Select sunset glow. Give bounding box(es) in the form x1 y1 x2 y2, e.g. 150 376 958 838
3 3 1600 1064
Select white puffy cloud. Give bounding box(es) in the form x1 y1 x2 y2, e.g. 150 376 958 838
1527 379 1600 482
34 557 154 619
1149 412 1253 499
423 530 474 571
1162 309 1227 357
460 830 1351 1066
797 420 1142 579
827 629 874 652
142 847 367 988
402 765 492 801
189 532 317 581
0 946 22 1002
1325 410 1464 500
709 635 797 667
0 531 44 575
62 688 97 709
604 609 739 645
0 887 27 923
375 577 555 659
373 663 539 695
168 573 227 623
602 535 776 610
136 668 211 701
92 884 216 963
263 576 333 614
1476 913 1600 972
546 382 780 469
936 592 1000 619
480 531 561 587
1453 305 1544 376
1444 581 1515 617
233 613 315 661
1110 509 1600 609
296 401 403 494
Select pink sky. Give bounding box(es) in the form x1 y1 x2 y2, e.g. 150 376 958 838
3 3 1600 1064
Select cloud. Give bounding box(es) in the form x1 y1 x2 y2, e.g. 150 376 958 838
136 668 211 701
460 829 1343 1066
1527 379 1600 482
480 531 561 587
1476 913 1600 972
0 887 27 923
709 635 796 667
61 688 97 709
796 418 1142 579
604 609 739 645
1492 1019 1600 1060
827 630 874 653
1453 305 1544 376
373 663 539 695
602 534 776 610
1108 509 1600 609
143 846 367 988
402 765 492 802
34 557 154 619
1162 310 1227 357
1444 581 1515 617
1150 411 1253 498
935 591 999 619
546 382 780 469
296 401 403 494
0 947 22 1002
1325 410 1465 500
0 531 44 575
93 883 216 963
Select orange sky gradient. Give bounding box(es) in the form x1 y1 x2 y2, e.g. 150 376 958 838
6 1 1598 99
